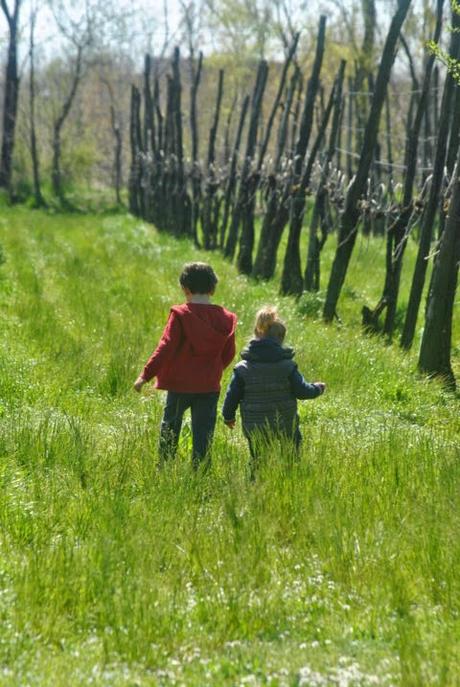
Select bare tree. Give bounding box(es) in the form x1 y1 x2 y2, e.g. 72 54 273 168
419 148 460 390
362 0 444 337
100 78 123 206
401 6 460 349
323 0 412 323
0 0 22 193
50 43 86 201
47 0 141 201
180 0 204 244
48 1 96 200
28 2 46 206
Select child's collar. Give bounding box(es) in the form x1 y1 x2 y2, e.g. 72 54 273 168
189 294 211 304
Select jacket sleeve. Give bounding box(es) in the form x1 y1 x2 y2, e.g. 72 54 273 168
141 310 183 382
221 326 236 369
222 370 245 421
289 366 322 400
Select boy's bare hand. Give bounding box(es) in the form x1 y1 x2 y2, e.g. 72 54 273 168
315 382 326 395
134 376 146 392
224 419 236 430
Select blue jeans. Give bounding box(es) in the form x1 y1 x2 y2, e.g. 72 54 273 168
159 391 219 468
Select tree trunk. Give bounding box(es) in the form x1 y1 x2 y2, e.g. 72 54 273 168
438 81 460 236
202 69 224 249
154 77 163 153
384 89 393 193
354 0 376 140
128 85 142 216
110 105 122 206
274 67 300 170
346 77 354 180
51 44 84 201
335 93 344 171
304 60 346 292
143 54 155 154
281 54 340 297
189 52 203 245
401 8 460 349
251 68 300 279
29 6 45 207
141 55 156 221
323 0 412 323
418 147 460 390
223 94 237 166
219 95 250 249
446 83 460 177
171 47 189 236
423 89 434 182
0 0 21 193
162 75 175 230
289 71 304 158
234 64 268 272
256 33 299 171
252 17 326 282
235 35 299 273
361 0 444 337
225 59 268 263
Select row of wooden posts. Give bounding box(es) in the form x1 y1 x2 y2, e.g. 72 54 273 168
128 17 354 298
128 0 460 388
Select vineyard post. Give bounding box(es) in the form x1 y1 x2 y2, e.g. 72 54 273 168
362 0 444 338
235 60 270 273
202 69 225 249
128 85 142 216
323 0 412 323
304 60 346 292
0 0 21 193
224 59 268 262
419 145 460 389
401 8 460 349
252 67 300 278
189 51 204 245
252 16 326 281
219 95 250 249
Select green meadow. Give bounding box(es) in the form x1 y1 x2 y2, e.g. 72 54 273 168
0 207 459 686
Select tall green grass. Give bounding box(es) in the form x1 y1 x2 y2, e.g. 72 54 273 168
0 207 458 686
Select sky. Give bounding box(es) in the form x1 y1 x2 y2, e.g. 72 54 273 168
0 0 334 62
0 0 186 62
0 0 432 68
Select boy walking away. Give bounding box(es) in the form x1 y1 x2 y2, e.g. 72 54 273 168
222 306 325 477
134 262 237 469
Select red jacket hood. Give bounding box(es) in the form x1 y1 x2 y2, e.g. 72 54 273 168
171 303 237 356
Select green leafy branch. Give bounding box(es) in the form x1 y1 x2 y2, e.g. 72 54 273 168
427 0 460 85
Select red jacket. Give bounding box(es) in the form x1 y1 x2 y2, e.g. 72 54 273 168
141 303 237 393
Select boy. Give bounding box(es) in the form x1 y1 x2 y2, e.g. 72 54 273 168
222 306 325 476
134 262 237 468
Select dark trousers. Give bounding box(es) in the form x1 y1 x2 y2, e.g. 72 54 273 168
159 391 219 468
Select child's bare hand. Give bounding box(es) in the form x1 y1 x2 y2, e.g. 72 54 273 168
224 419 236 430
134 376 146 392
315 382 326 395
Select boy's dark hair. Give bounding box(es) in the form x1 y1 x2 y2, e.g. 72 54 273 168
179 262 218 294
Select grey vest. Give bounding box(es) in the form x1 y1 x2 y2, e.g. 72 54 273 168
235 358 298 435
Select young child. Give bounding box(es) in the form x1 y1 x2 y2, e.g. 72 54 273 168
134 262 237 468
222 306 325 472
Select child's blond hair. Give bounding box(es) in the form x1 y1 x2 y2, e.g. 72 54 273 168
254 306 286 342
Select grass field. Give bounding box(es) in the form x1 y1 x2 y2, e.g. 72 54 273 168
0 207 459 686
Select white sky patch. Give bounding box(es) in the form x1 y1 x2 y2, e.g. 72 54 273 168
0 0 185 64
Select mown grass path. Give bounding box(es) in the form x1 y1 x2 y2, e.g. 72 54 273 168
0 208 459 685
